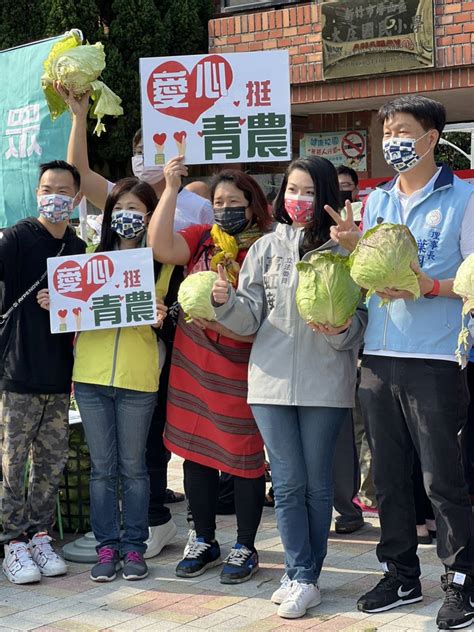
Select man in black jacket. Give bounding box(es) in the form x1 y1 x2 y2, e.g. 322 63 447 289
0 160 85 584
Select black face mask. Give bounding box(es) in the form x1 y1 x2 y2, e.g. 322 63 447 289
213 206 249 236
339 190 353 209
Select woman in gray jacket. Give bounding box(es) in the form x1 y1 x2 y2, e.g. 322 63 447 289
212 156 367 620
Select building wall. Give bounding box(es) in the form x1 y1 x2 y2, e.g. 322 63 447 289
210 1 474 106
209 1 474 177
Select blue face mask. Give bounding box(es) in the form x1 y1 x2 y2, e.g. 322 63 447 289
382 130 431 173
111 210 146 240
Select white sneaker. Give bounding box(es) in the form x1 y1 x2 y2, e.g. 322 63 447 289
3 541 41 584
277 581 321 619
143 518 177 559
271 572 291 604
30 532 67 577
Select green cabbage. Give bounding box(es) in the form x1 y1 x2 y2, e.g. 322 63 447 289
453 253 474 365
350 223 420 301
41 30 123 136
178 271 218 322
296 252 361 327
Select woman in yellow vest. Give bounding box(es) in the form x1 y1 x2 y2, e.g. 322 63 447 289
72 178 173 583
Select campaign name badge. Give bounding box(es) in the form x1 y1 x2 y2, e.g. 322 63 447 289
425 209 442 227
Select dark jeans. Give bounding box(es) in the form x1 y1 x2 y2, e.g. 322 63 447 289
75 383 156 555
184 460 264 550
359 355 474 580
146 356 172 527
413 451 434 525
333 411 363 523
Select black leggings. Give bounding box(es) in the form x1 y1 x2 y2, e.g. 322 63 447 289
184 460 265 549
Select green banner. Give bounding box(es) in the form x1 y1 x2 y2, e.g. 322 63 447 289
0 35 72 228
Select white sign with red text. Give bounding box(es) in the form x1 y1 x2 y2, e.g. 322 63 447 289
47 248 156 334
139 51 291 166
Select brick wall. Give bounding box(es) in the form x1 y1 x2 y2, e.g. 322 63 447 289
209 0 474 105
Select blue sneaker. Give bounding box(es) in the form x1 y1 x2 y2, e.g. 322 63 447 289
175 536 221 578
220 543 259 584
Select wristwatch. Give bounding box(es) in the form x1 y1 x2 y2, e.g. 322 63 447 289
424 278 440 299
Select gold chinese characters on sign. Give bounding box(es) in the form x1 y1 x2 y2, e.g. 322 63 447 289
321 0 434 80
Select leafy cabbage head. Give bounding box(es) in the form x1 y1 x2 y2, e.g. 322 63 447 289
177 271 218 322
453 253 474 314
349 223 420 300
296 252 361 327
41 31 123 136
453 254 474 365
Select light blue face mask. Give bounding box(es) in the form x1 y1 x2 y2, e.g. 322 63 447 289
111 210 147 240
382 130 432 173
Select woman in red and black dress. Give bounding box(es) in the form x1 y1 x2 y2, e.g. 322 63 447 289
148 156 271 584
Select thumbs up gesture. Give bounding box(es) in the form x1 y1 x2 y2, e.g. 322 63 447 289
212 264 230 305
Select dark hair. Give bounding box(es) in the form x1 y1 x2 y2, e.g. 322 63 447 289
133 128 142 153
273 157 339 252
97 177 158 252
210 170 272 233
336 165 358 187
39 160 81 191
377 96 446 137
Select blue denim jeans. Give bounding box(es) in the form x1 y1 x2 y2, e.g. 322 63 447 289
74 383 157 555
251 405 348 584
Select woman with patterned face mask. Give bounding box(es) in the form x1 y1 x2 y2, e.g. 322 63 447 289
210 156 367 619
147 157 272 586
63 178 178 583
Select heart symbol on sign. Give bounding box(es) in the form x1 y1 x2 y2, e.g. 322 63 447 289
147 55 233 124
53 255 115 302
72 307 81 316
233 101 240 107
197 131 204 137
153 133 167 146
239 118 246 125
58 309 68 319
173 131 187 143
115 284 120 288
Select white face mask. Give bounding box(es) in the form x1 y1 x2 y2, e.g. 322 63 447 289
131 154 164 185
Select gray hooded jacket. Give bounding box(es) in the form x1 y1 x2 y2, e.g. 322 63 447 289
214 223 367 407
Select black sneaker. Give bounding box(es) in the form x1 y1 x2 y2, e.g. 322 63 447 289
220 543 259 584
436 572 474 630
175 536 221 578
122 551 148 581
90 547 121 582
164 488 185 504
357 563 423 613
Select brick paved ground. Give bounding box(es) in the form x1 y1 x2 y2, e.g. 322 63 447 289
0 455 472 632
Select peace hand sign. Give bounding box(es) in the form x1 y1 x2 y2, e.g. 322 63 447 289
324 200 360 253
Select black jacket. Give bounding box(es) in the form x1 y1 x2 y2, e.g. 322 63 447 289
0 218 86 394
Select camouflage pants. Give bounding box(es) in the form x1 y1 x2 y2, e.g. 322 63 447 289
0 391 69 542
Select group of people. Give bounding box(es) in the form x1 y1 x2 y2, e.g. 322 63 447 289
0 89 473 631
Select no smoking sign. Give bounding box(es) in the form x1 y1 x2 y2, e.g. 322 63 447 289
341 131 366 159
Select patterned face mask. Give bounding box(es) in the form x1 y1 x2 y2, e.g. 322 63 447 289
111 210 147 240
213 206 249 236
37 194 75 223
284 194 314 224
382 130 432 173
